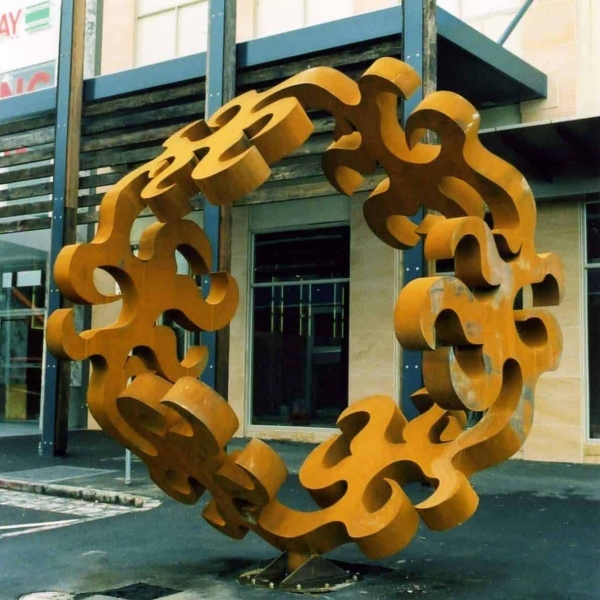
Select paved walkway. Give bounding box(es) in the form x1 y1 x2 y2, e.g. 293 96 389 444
1 430 600 600
0 420 39 438
0 430 315 500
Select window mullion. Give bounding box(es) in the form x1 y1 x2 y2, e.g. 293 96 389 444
175 5 180 57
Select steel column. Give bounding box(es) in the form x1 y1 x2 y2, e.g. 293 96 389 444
498 0 535 46
202 0 237 392
42 0 85 456
401 0 437 419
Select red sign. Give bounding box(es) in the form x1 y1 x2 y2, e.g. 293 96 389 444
0 59 55 99
0 10 21 36
0 70 51 98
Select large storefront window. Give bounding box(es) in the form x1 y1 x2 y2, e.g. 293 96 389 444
135 0 209 67
250 226 350 427
0 226 93 433
586 202 600 439
255 0 353 39
0 237 46 423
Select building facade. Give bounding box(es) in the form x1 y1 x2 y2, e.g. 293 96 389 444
1 0 599 464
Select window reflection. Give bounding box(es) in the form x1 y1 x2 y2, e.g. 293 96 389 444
588 269 600 438
586 202 600 264
0 239 46 423
135 0 209 67
251 227 350 427
587 202 600 439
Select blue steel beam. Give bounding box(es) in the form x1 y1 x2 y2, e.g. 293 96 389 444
42 0 85 456
0 5 547 125
202 0 236 391
0 88 55 124
78 6 548 105
90 7 542 102
84 53 208 103
498 0 535 46
237 7 399 68
400 0 433 420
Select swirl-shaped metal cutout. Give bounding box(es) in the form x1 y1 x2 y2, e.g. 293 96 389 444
46 57 564 571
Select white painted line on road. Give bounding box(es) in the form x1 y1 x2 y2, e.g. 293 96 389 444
0 489 161 538
0 466 118 483
1 520 88 539
0 519 80 530
19 593 75 600
0 489 158 517
0 489 131 517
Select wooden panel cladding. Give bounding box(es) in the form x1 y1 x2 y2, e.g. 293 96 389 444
0 37 400 234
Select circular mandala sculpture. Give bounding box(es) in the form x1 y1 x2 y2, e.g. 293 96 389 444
47 58 564 582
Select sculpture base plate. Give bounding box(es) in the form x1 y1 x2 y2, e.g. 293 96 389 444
239 553 359 593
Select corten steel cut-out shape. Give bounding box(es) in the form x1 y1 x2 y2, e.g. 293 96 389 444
47 57 565 574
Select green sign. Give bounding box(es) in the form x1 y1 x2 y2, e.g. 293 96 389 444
24 1 51 33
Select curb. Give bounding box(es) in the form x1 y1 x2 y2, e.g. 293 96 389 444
0 478 149 508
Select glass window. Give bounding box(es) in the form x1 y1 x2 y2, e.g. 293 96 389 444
255 0 356 39
587 203 600 439
135 0 208 67
586 202 600 264
251 226 350 428
136 11 177 66
0 232 48 425
437 0 461 17
588 269 600 439
254 226 350 283
177 1 209 56
306 0 353 26
256 0 304 37
139 0 180 13
461 0 521 18
0 225 94 432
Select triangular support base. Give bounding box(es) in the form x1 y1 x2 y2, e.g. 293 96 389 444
239 552 359 593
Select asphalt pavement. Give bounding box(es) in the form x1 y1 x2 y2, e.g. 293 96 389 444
0 430 599 600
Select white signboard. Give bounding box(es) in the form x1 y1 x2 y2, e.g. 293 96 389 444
0 0 60 98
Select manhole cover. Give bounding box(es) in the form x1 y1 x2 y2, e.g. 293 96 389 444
20 593 75 600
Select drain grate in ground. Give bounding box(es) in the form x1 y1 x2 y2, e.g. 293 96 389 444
0 466 117 483
75 583 180 600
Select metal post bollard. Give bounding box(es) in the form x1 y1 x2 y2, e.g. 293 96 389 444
125 449 132 485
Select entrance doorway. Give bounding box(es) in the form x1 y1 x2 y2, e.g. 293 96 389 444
250 226 350 427
0 269 45 424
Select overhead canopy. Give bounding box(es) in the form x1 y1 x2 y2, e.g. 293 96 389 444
0 5 546 124
237 6 547 109
481 116 600 201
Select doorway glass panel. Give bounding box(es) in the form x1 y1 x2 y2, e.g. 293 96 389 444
587 267 600 438
0 267 45 423
251 226 350 427
587 203 600 439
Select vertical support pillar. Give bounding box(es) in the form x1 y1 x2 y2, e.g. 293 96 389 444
400 0 437 419
202 0 237 394
42 0 86 456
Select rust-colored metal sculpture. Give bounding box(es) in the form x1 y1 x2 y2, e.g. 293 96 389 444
47 57 564 588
